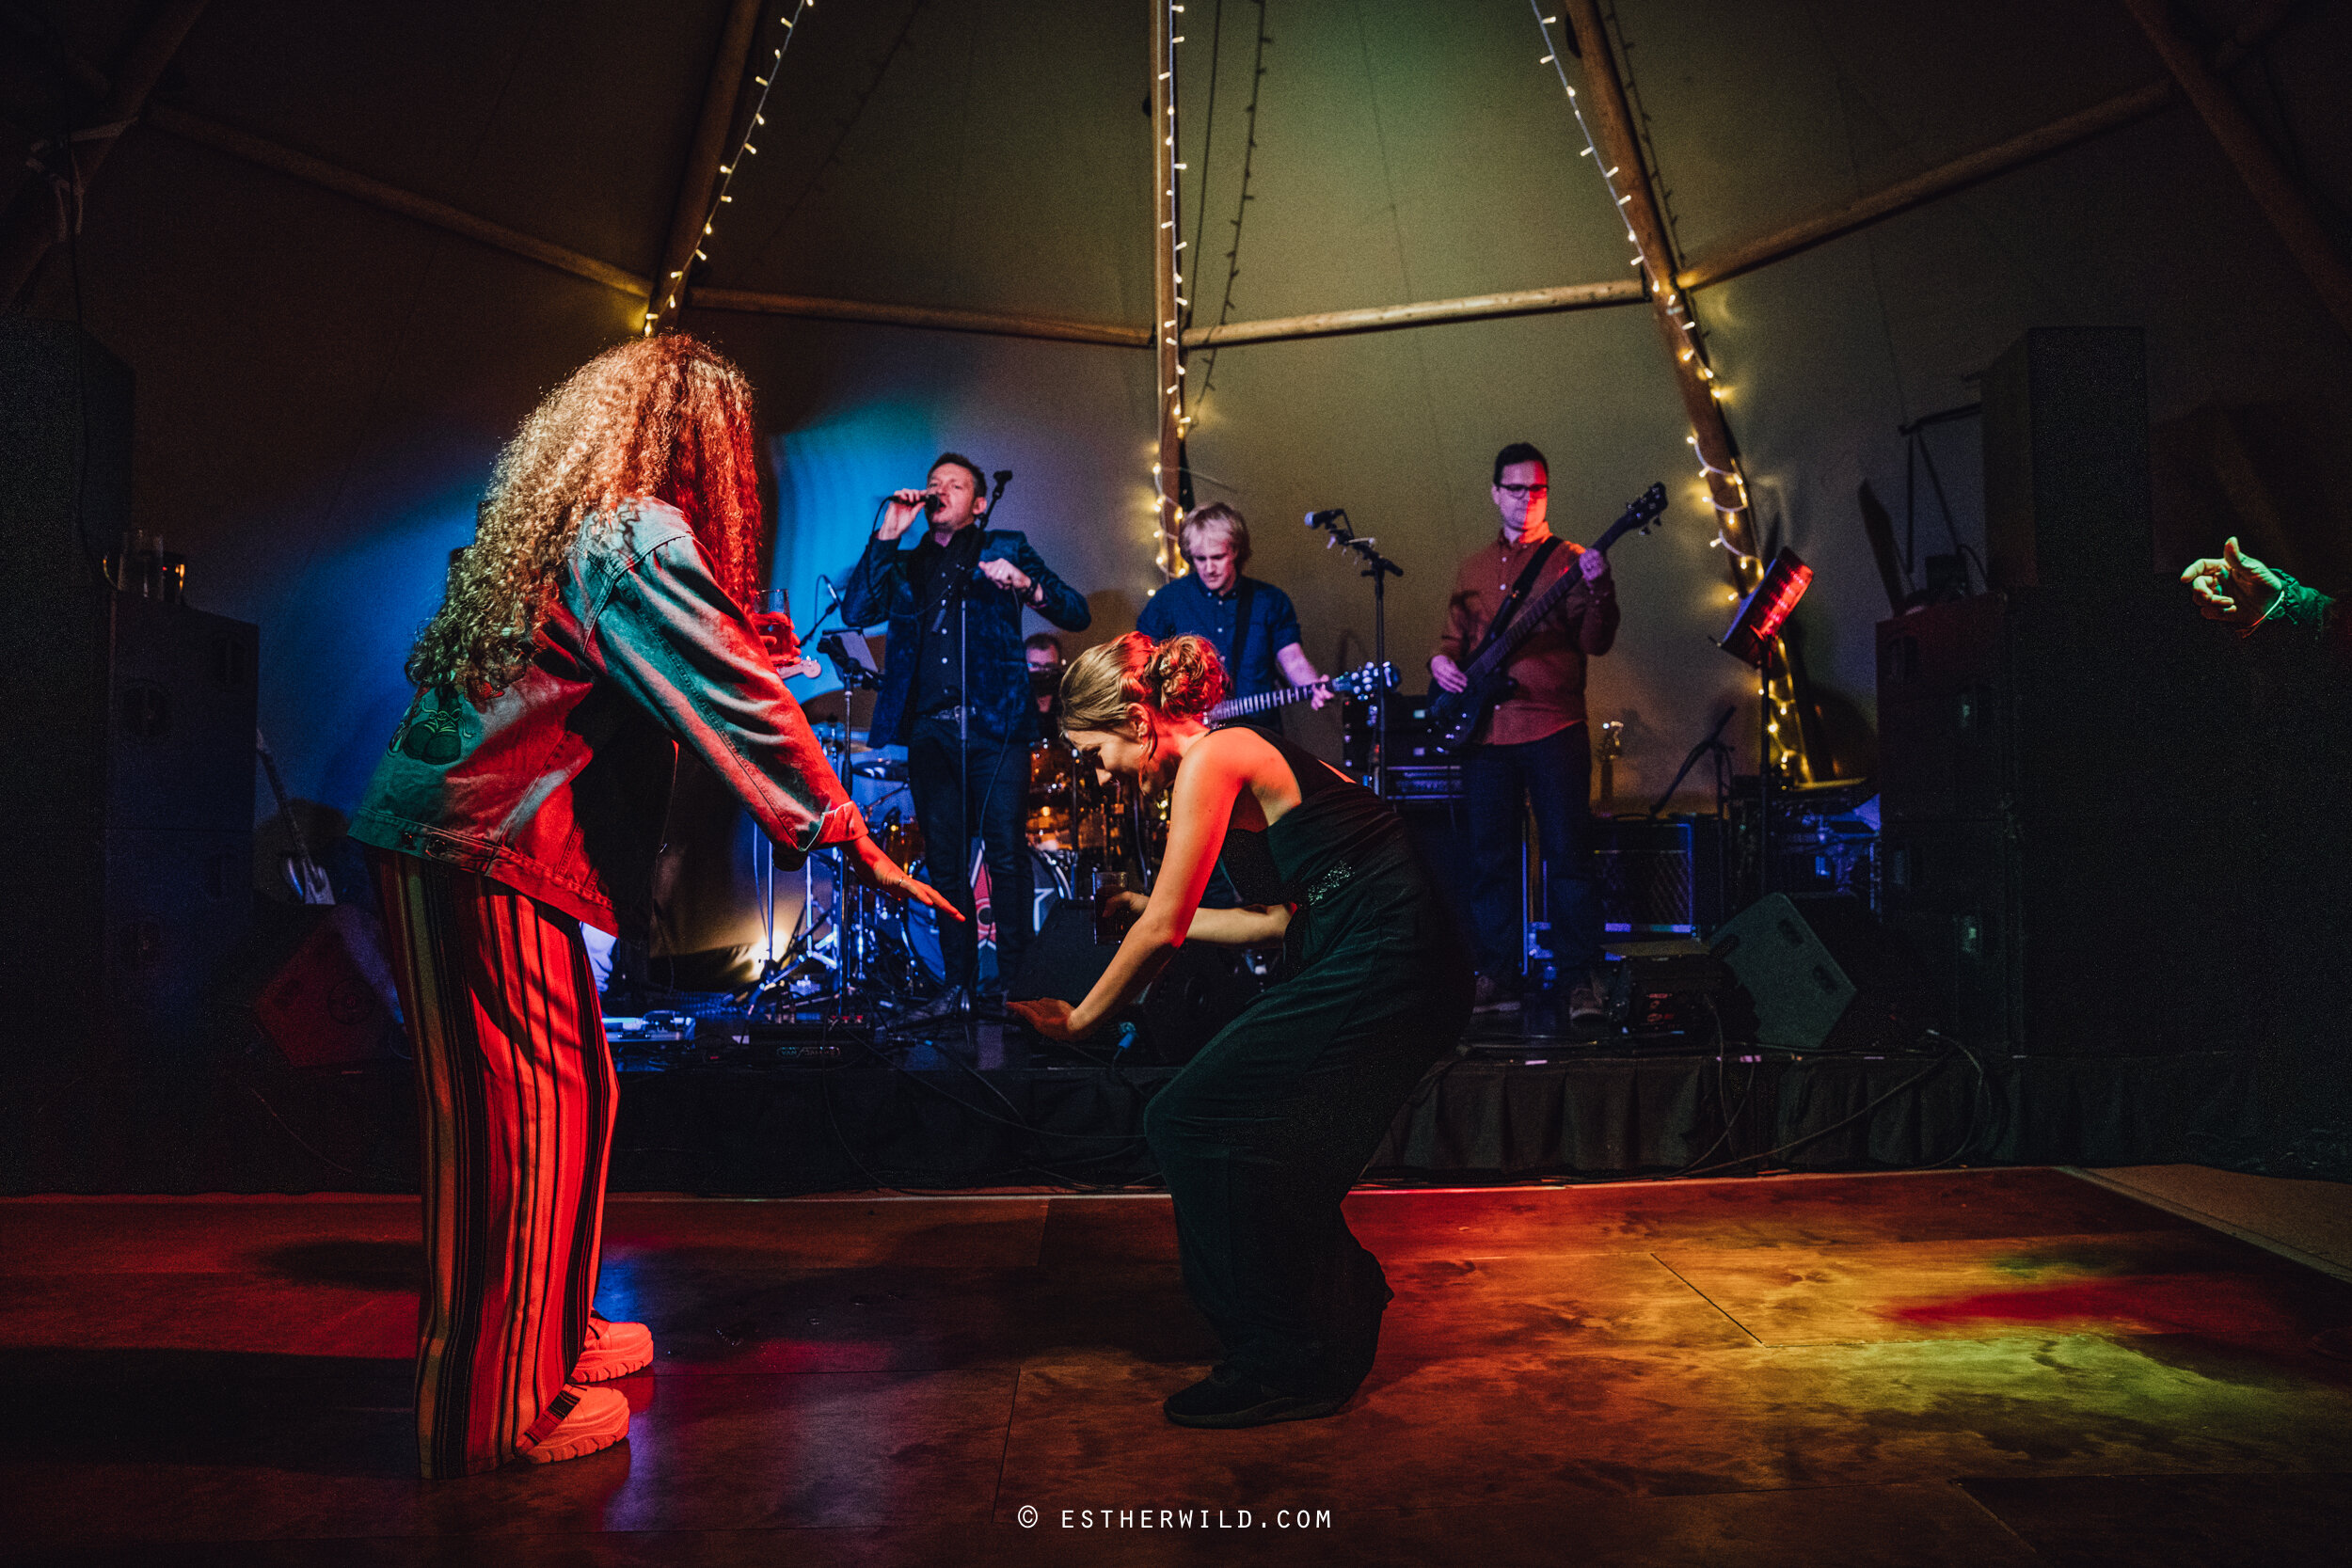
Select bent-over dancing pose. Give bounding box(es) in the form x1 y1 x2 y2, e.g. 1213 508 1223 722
353 335 956 1476
1010 634 1473 1427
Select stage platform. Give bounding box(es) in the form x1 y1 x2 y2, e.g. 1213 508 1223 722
1 1022 2265 1196
8 1166 2352 1565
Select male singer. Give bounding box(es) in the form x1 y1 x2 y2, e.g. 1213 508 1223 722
840 454 1089 1010
1136 503 1326 734
1430 442 1617 1022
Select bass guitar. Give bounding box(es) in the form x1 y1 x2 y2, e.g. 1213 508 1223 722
1208 660 1399 727
1426 483 1667 756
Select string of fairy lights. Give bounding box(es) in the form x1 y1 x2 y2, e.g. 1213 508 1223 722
644 0 815 335
1529 2 1820 783
1528 1 1753 565
1151 0 1192 575
1152 3 1195 573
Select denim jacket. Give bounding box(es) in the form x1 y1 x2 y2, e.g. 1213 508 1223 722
352 499 860 937
841 526 1089 746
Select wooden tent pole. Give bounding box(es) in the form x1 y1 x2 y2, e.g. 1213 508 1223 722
695 287 1147 345
2119 0 2352 340
0 0 212 306
1182 279 1644 347
649 0 765 333
1677 82 2174 293
1559 0 1755 562
1562 0 1836 785
149 106 651 296
1150 0 1184 565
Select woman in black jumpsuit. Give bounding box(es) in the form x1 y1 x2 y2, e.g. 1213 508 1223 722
1010 634 1473 1427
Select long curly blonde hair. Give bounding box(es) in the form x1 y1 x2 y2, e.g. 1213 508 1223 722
406 334 764 699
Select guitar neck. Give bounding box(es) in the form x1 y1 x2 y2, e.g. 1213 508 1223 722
1212 682 1316 721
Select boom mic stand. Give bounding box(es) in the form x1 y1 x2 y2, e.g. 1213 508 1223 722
1304 509 1404 795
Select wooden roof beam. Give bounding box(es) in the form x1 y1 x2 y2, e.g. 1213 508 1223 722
691 287 1148 346
147 105 650 297
647 0 764 334
1180 280 1644 349
2121 0 2352 340
1677 3 2311 295
0 0 211 305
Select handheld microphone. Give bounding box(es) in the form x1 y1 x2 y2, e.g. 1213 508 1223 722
1305 509 1346 529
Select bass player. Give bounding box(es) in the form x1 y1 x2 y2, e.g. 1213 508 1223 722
1429 442 1617 1021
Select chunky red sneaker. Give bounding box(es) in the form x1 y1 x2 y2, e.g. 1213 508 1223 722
516 1386 629 1465
572 1312 654 1383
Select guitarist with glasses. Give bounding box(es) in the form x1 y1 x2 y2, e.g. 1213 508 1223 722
1430 443 1620 1022
1140 504 1328 736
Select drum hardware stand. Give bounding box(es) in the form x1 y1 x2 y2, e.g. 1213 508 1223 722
1303 509 1404 796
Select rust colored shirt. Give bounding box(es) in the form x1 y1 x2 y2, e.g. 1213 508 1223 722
1435 527 1619 747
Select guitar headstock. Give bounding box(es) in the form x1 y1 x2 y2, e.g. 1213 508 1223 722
1329 661 1400 700
1593 482 1670 555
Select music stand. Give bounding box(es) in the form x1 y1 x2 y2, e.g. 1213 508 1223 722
1716 547 1815 897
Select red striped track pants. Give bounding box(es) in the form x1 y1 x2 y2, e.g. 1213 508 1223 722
371 849 616 1479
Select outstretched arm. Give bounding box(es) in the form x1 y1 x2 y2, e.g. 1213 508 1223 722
2184 536 2348 649
1014 735 1251 1039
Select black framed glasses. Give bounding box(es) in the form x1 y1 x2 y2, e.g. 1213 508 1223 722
1496 483 1549 498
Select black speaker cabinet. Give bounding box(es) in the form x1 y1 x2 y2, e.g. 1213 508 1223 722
1598 816 1728 937
0 322 258 1053
1982 326 2151 593
1709 895 1927 1053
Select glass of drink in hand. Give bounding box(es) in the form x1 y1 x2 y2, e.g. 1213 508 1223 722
1092 870 1140 946
752 588 818 679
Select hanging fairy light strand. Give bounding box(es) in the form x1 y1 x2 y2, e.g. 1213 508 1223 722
1529 3 1823 786
645 0 816 334
1527 1 1754 565
1151 0 1191 574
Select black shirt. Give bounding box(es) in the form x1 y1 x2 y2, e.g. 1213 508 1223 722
910 529 983 720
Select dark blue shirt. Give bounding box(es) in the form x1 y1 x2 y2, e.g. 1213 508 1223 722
1136 574 1300 704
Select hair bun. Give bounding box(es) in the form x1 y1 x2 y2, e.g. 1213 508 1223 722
1143 634 1228 721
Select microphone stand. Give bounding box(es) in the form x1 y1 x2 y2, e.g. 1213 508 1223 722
1308 510 1404 795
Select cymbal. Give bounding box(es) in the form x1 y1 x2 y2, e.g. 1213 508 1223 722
809 720 871 753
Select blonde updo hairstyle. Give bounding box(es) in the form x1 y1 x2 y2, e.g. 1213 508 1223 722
1058 632 1228 742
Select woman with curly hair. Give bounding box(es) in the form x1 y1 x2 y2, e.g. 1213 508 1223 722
1010 634 1473 1428
352 334 958 1476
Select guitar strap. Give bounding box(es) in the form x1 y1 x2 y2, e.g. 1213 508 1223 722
1467 537 1562 668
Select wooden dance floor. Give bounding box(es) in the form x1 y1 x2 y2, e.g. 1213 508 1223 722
8 1167 2352 1565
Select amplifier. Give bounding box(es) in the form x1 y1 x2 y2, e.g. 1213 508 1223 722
1597 816 1728 936
1381 766 1463 801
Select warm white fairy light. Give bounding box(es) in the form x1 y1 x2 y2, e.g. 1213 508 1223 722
644 2 815 334
1534 5 1822 782
1530 1 1756 566
1151 0 1189 576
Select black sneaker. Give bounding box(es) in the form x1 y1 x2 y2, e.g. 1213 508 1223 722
1162 1367 1345 1429
1566 974 1610 1023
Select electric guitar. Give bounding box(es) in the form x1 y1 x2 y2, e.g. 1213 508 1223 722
1426 483 1668 756
1208 660 1399 727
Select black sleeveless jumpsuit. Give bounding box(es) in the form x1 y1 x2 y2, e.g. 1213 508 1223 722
1143 732 1476 1398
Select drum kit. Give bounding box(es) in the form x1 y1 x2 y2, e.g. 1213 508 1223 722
740 631 1152 1026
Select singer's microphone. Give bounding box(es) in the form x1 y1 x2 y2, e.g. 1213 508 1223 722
1305 508 1346 528
992 469 1013 485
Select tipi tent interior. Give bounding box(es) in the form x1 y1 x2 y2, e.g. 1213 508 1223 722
7 0 2352 1554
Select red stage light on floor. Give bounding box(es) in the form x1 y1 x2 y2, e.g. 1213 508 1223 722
1720 547 1814 666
